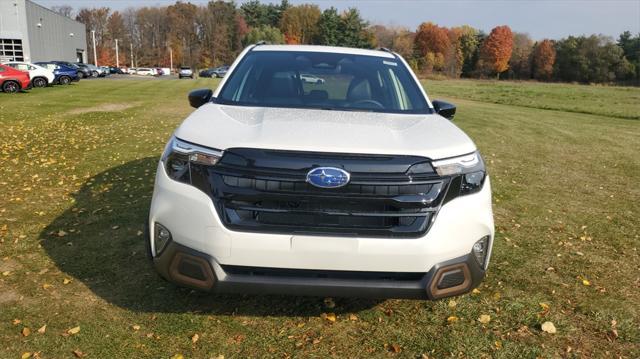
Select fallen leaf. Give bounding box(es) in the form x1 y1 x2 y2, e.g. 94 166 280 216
2 271 10 276
72 350 85 358
21 353 31 359
37 325 46 334
22 327 31 337
582 279 591 286
170 354 185 359
132 325 140 331
191 333 199 344
13 319 22 325
42 283 53 290
323 297 336 308
448 300 457 309
57 230 67 237
447 316 459 323
390 343 401 353
472 288 481 294
348 314 358 321
63 278 72 285
495 340 503 349
67 326 80 335
478 314 491 324
323 313 336 322
541 321 557 334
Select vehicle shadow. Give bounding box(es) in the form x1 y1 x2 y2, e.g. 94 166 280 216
39 157 381 316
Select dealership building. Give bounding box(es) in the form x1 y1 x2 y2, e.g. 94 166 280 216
0 0 86 63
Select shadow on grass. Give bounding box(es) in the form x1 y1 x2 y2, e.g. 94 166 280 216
40 157 380 316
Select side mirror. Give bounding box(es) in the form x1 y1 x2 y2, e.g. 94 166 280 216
188 88 213 108
432 100 456 120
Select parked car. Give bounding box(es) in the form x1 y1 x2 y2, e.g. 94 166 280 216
108 67 126 74
75 63 105 77
54 61 90 79
136 68 155 76
0 64 31 93
211 65 229 78
147 45 494 300
178 66 193 79
34 62 79 85
300 73 325 84
99 66 112 76
3 61 55 88
199 68 215 77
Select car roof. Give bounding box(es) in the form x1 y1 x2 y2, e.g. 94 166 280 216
251 44 395 59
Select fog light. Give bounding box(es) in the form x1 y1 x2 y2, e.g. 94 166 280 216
472 235 490 268
153 223 172 256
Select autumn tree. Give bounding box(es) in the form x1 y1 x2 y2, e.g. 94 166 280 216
509 32 534 79
532 39 555 80
479 25 513 78
244 25 285 45
279 4 321 44
414 22 451 73
167 2 198 67
76 7 110 65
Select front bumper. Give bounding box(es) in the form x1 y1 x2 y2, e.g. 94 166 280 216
153 240 485 299
149 161 494 299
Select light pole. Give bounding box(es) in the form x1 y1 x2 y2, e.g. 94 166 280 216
91 30 97 66
115 39 119 68
169 47 173 75
130 42 134 68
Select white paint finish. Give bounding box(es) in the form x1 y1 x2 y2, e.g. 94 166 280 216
252 44 396 59
2 61 54 84
150 164 494 272
174 104 476 160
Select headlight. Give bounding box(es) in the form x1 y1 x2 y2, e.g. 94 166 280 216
433 151 486 196
162 136 223 183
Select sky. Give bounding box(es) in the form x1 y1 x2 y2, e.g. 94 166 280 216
34 0 640 40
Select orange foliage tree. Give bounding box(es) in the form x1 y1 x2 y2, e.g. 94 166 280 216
533 39 556 81
414 22 451 73
480 25 513 78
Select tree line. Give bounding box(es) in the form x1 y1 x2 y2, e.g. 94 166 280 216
56 1 640 84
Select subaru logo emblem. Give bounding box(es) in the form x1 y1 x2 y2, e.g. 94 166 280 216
306 167 350 188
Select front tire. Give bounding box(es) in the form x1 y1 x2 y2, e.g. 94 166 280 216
59 76 71 85
32 77 48 88
78 72 85 79
91 71 99 77
2 81 20 93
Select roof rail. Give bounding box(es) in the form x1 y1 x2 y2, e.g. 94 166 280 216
377 47 399 60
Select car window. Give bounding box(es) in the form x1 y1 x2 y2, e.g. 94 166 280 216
218 51 431 114
16 64 30 71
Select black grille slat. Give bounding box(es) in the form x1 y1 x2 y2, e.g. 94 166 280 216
194 148 448 238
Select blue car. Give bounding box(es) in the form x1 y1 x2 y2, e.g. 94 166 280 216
34 62 80 85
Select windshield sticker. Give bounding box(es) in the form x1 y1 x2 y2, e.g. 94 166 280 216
383 60 398 66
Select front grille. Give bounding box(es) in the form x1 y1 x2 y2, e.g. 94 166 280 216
192 148 449 238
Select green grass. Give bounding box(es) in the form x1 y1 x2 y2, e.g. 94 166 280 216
423 79 640 120
0 78 639 358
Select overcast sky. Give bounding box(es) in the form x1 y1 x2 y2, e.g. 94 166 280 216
34 0 640 40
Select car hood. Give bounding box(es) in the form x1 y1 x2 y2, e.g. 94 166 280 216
174 104 477 160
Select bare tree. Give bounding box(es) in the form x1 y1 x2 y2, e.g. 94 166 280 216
51 5 74 18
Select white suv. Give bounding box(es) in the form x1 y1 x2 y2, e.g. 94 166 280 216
178 66 193 79
148 45 494 299
3 62 55 88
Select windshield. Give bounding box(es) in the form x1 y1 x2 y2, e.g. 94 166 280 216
217 51 431 114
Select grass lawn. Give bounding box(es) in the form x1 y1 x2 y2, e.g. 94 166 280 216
0 77 638 358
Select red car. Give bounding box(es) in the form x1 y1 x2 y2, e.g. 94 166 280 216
0 64 31 93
